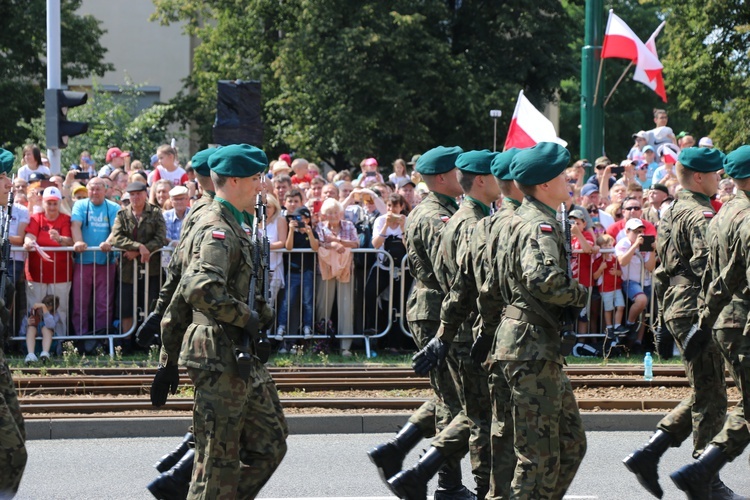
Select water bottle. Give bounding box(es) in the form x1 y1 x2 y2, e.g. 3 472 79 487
644 352 653 381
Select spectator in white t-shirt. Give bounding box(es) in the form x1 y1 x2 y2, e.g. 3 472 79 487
17 145 51 182
149 144 188 187
647 108 676 148
99 147 129 178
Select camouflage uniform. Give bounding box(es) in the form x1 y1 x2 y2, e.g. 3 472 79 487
475 196 521 500
435 196 493 492
493 197 588 499
654 189 727 455
697 189 750 459
109 202 168 284
404 191 465 452
172 199 287 499
0 285 26 497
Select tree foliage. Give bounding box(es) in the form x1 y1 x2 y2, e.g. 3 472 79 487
152 0 577 168
0 0 113 149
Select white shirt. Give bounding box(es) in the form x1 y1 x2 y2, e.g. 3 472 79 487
615 237 652 285
9 203 29 261
372 214 404 269
17 165 51 182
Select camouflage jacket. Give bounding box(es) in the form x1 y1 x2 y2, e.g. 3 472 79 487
655 189 714 322
475 196 521 340
699 190 750 331
172 200 255 372
492 197 587 364
110 202 167 282
435 196 490 344
404 191 458 323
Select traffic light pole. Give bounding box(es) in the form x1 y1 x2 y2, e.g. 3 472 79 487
580 0 604 177
47 0 62 174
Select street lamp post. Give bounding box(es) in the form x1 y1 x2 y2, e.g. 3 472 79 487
490 110 502 152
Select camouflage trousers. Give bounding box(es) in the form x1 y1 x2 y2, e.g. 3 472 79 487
438 340 492 491
658 317 727 457
709 328 750 460
0 348 27 497
487 359 515 500
501 359 586 500
186 356 288 500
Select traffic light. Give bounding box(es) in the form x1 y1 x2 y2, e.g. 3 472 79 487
45 88 89 149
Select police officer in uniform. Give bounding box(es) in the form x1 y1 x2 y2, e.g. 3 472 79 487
151 144 287 499
0 148 26 498
404 150 500 499
623 147 734 499
370 146 473 499
493 143 588 498
669 146 750 499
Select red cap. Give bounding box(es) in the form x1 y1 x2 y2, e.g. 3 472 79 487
279 153 292 165
364 157 378 167
106 147 130 163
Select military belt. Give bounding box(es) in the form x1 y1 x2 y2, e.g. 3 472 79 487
669 275 698 287
504 305 556 328
192 310 245 339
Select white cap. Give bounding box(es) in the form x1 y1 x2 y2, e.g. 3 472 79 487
625 218 645 231
42 186 62 200
169 185 189 197
698 136 714 148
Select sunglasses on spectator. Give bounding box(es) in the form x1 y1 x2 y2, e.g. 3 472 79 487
587 208 597 214
624 206 642 211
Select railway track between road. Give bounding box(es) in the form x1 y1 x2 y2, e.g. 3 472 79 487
15 364 732 416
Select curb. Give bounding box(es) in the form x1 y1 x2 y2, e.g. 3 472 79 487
25 412 664 440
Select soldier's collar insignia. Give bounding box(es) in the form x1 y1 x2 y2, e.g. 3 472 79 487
703 211 714 218
212 230 226 239
539 223 554 233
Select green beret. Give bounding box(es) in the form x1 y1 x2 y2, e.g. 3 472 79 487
677 147 724 173
415 146 463 175
510 142 571 186
207 144 268 177
191 147 219 176
723 145 750 180
491 148 520 181
456 150 496 175
0 148 13 175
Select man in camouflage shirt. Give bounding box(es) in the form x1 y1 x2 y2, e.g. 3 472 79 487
405 149 500 499
623 147 733 499
493 143 588 499
669 146 750 498
0 148 26 498
151 145 287 499
370 146 472 500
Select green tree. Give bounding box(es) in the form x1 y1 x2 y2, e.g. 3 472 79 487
0 0 113 149
18 82 175 169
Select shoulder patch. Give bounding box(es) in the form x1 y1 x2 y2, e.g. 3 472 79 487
539 223 554 233
703 211 714 219
212 230 225 239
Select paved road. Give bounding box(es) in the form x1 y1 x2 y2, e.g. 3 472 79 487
16 432 750 499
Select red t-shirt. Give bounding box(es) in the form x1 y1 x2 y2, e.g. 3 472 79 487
572 231 595 287
606 218 657 242
25 212 73 283
291 173 313 185
596 254 623 292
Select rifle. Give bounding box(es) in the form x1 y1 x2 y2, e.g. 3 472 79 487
559 203 578 356
235 192 271 380
0 182 14 306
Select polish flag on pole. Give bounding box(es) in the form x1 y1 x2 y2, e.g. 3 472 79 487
601 11 667 102
504 90 567 150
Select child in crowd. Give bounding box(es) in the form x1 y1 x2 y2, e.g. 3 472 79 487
569 209 598 333
149 144 188 187
355 158 384 188
594 234 627 338
291 158 313 187
23 294 61 364
388 159 410 187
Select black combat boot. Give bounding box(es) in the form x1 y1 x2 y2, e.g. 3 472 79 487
433 461 477 500
154 432 194 472
475 484 489 500
147 449 194 500
368 422 423 482
671 445 746 500
623 429 673 498
388 447 445 499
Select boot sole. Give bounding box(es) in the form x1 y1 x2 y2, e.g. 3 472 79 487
623 454 664 499
367 448 401 485
387 477 423 500
669 470 706 500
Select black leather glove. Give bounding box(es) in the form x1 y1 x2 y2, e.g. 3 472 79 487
682 323 711 362
243 310 261 340
136 312 163 347
151 364 180 407
412 337 449 376
470 334 493 365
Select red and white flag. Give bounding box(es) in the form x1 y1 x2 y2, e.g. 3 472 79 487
601 11 667 102
504 90 567 150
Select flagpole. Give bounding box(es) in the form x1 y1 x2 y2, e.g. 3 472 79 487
593 57 604 106
603 61 633 107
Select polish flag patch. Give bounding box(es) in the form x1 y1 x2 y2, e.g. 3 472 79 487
440 216 450 223
539 223 554 233
703 211 714 219
212 230 225 239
